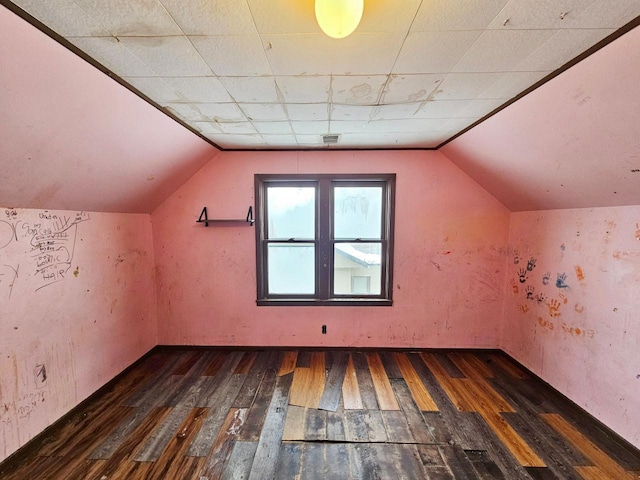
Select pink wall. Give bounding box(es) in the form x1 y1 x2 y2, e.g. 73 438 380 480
0 6 219 214
0 207 157 462
441 25 640 211
502 206 640 448
152 150 510 348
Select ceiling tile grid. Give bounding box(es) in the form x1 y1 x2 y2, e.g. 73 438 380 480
8 0 640 149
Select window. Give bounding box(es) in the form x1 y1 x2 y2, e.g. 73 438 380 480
255 174 395 306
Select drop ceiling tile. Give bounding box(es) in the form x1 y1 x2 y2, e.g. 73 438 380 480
247 0 318 34
330 121 372 133
252 122 293 134
190 35 271 76
358 0 423 32
160 0 257 35
453 98 509 118
291 121 330 134
11 0 110 36
217 122 258 134
575 0 640 28
411 100 473 119
477 71 550 99
370 103 425 120
264 34 405 75
262 135 299 146
295 135 325 146
239 103 288 121
219 77 279 103
452 29 557 73
331 105 377 121
381 74 445 103
192 121 224 134
286 104 330 121
337 132 447 148
163 77 234 102
331 76 387 105
488 0 598 29
366 119 443 133
434 117 481 132
514 28 615 72
73 0 182 36
275 77 332 103
164 103 246 122
118 36 212 76
69 37 157 77
436 73 505 99
124 76 182 103
412 0 509 31
393 31 483 74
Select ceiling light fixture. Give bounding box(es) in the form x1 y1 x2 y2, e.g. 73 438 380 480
315 0 364 39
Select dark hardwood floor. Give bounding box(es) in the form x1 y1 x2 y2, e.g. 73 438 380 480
1 348 639 479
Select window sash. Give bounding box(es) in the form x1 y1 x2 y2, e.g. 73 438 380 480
255 174 394 306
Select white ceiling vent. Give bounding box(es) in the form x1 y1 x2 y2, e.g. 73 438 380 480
323 134 340 144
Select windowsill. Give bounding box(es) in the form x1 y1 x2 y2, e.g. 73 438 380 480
256 298 393 307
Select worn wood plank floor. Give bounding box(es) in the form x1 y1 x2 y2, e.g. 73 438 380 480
1 349 639 479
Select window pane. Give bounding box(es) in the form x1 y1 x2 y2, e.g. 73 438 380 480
333 243 381 295
267 187 315 239
334 186 382 239
268 243 315 294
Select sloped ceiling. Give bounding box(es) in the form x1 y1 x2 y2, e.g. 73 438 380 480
4 0 640 149
441 24 640 211
1 3 639 213
0 5 219 213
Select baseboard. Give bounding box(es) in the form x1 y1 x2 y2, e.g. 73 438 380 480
0 345 157 475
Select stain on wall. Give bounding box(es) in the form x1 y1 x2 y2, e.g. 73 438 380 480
502 206 640 449
0 207 157 462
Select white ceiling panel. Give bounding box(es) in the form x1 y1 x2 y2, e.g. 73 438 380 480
477 71 551 99
11 0 110 36
436 73 504 100
393 31 483 74
488 0 596 29
331 75 387 105
160 0 257 35
275 76 331 103
263 33 405 76
73 0 182 36
291 121 330 134
286 104 330 121
219 76 279 103
161 77 234 103
412 0 509 31
381 74 444 104
514 28 614 72
247 0 319 34
252 121 293 134
575 0 640 28
239 103 288 121
330 105 377 121
7 0 639 150
452 29 557 73
69 36 157 77
191 35 271 76
118 36 212 76
262 134 299 146
163 103 246 123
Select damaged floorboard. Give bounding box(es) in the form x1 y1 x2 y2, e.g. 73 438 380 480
1 348 639 479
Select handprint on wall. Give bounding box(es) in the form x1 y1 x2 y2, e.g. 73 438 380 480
525 285 535 300
526 257 537 272
556 272 569 289
542 271 551 285
518 268 528 283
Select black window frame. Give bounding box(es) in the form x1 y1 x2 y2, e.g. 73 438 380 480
255 173 395 306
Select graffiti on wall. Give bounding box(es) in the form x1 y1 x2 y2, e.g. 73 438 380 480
0 208 90 297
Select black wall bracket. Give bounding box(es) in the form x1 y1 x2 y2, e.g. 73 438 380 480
196 206 254 227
